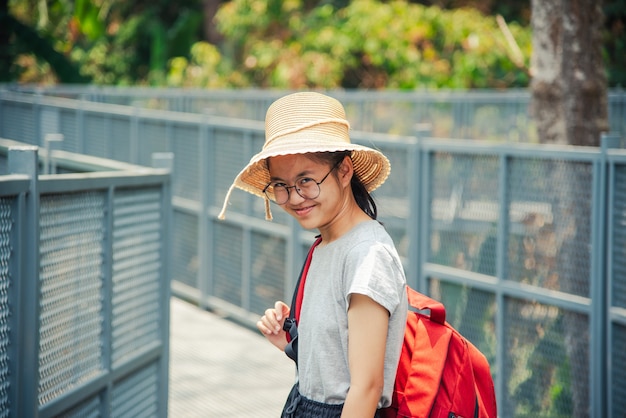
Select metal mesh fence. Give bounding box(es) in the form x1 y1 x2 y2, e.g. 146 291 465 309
211 126 275 222
57 395 101 418
613 163 626 309
138 120 168 167
370 139 413 259
502 297 588 418
110 116 132 163
428 152 500 274
212 127 250 214
249 231 287 315
172 211 198 288
2 89 624 149
171 124 200 202
508 158 593 298
83 112 109 159
59 109 78 153
611 162 626 418
1 92 623 417
612 322 626 417
0 102 36 145
0 141 171 417
38 191 106 406
110 362 159 418
213 222 243 307
111 188 163 366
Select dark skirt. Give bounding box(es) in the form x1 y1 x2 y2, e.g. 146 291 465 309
281 384 381 418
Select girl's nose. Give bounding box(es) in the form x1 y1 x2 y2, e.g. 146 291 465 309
287 187 306 204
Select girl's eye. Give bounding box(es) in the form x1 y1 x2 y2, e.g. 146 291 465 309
297 177 314 186
272 182 287 189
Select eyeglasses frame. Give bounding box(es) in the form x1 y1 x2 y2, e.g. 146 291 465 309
263 159 343 205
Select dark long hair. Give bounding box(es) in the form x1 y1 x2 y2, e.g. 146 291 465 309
313 151 378 220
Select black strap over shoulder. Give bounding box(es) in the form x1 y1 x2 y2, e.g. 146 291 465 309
283 236 322 365
283 251 308 364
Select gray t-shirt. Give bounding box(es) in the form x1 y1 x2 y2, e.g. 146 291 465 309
297 220 408 408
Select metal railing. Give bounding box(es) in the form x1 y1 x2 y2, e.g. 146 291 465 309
5 84 626 141
0 138 172 418
0 90 625 417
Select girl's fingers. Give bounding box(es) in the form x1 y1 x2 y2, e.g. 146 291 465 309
257 301 290 336
258 309 281 334
256 319 273 335
275 301 289 321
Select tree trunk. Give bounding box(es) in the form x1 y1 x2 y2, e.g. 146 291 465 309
203 0 223 44
530 1 608 417
531 0 608 146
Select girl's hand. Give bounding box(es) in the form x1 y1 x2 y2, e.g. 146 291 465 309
257 301 290 351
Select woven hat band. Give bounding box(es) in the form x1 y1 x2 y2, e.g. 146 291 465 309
264 118 350 149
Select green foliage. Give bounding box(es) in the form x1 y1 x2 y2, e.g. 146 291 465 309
203 0 532 89
6 0 205 84
166 42 243 87
5 0 624 88
74 0 105 40
2 12 88 82
604 0 626 87
70 6 204 85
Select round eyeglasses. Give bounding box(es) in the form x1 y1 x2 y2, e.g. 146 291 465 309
263 161 341 205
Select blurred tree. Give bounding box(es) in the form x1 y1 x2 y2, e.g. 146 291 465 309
0 0 87 82
2 0 624 88
531 0 608 147
203 0 225 44
410 0 625 87
71 0 205 84
4 0 206 84
211 0 532 89
530 1 608 417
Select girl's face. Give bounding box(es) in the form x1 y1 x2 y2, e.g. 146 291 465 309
267 154 350 231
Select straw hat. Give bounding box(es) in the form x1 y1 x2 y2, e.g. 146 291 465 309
218 92 391 220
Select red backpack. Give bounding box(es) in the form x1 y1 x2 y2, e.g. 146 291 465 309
380 286 497 418
285 239 497 417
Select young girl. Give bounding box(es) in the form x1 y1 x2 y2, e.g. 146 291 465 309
219 92 407 417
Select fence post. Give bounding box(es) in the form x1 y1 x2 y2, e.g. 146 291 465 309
9 146 40 418
597 132 621 418
130 107 140 164
408 123 432 294
410 124 430 291
0 94 3 138
198 124 212 307
43 133 64 174
495 145 508 414
152 152 173 418
77 96 85 154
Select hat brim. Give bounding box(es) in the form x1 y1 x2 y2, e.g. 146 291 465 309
232 131 390 198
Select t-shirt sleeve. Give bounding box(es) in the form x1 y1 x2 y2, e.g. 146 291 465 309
344 241 406 315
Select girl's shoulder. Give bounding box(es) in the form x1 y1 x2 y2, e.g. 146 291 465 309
327 221 400 264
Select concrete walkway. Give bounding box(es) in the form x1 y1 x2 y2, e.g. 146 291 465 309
168 298 295 417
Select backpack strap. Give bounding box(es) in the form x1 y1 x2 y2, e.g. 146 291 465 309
284 236 322 364
399 286 452 417
406 284 446 324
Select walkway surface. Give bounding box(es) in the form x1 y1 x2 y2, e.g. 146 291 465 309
168 297 295 417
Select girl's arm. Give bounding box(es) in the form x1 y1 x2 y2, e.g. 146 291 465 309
342 293 389 417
